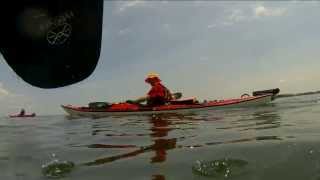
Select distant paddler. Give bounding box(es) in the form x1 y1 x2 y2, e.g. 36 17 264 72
19 108 26 116
9 108 36 118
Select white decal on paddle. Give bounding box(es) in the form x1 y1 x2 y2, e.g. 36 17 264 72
42 11 74 46
47 23 72 45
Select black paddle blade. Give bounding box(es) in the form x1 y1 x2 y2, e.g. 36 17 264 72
0 0 103 88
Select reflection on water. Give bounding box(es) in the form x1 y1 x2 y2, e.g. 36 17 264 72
83 114 179 179
84 114 177 167
81 108 286 180
87 144 137 148
149 115 176 163
152 174 165 180
218 110 282 131
202 135 282 147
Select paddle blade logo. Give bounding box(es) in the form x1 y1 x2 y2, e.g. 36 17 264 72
47 23 72 46
46 12 74 46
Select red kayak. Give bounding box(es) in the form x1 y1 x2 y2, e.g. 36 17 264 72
9 113 36 118
62 93 276 118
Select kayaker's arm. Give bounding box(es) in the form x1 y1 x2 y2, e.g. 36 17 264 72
126 96 149 104
127 92 182 104
134 96 149 103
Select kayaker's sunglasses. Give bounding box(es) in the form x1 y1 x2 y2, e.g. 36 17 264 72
0 0 104 88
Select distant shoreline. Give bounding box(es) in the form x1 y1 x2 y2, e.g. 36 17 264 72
277 90 320 98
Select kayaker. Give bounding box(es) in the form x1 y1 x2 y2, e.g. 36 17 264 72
19 109 25 116
127 72 173 106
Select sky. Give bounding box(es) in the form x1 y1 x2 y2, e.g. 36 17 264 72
1 1 320 115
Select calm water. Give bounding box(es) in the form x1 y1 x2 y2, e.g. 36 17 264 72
2 94 320 180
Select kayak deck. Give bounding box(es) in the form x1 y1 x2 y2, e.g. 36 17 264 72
62 94 274 117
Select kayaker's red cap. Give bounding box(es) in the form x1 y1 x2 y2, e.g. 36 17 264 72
145 72 161 83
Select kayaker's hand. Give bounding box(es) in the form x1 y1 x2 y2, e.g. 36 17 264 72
126 100 134 104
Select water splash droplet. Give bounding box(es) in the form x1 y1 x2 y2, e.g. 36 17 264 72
192 158 248 178
42 154 75 178
309 149 314 154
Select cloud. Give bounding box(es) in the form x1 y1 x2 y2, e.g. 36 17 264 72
193 1 207 7
0 83 9 98
295 77 305 81
207 10 245 29
207 24 217 29
163 23 170 30
279 79 288 84
208 5 288 29
222 21 234 26
118 28 131 36
254 5 287 17
228 9 247 23
117 0 146 12
208 8 251 29
199 56 209 61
